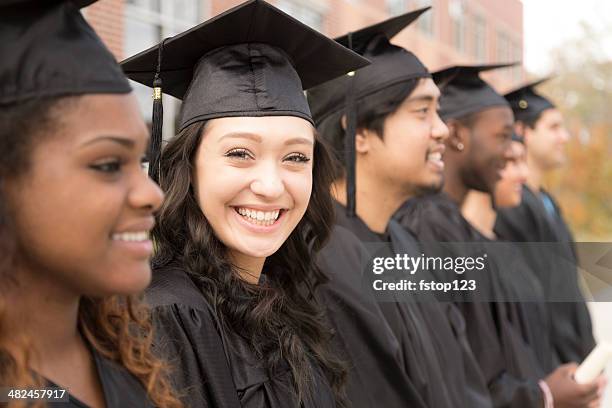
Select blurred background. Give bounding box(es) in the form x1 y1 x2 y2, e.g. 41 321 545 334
83 0 612 240
83 0 612 404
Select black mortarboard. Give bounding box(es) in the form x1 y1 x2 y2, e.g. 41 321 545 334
0 0 131 105
120 0 369 182
306 7 431 217
308 7 431 125
504 77 555 123
433 63 518 121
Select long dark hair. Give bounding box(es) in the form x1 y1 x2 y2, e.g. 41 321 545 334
0 97 181 408
152 120 348 406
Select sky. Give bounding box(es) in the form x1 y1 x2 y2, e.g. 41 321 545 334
522 0 612 74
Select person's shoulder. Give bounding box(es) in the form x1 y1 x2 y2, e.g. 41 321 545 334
146 261 223 342
396 192 455 221
395 192 468 239
92 351 154 408
327 225 367 252
146 261 211 313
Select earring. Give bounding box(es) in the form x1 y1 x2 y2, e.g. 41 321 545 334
456 142 464 151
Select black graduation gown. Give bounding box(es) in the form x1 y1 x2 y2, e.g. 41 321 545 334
495 185 595 363
315 225 428 408
146 264 336 408
387 220 494 408
47 350 153 408
326 201 491 408
474 230 556 375
394 192 545 408
479 230 556 374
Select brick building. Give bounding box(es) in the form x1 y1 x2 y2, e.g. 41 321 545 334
84 0 524 136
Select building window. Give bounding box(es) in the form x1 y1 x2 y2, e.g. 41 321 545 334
449 0 465 53
415 0 434 37
386 0 406 16
124 0 203 137
513 42 522 81
496 30 510 62
276 0 324 30
126 0 160 12
472 14 486 62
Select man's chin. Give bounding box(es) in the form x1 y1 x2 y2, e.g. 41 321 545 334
411 181 444 197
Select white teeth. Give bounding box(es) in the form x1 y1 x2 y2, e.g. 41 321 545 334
428 152 442 162
112 231 149 242
235 207 282 226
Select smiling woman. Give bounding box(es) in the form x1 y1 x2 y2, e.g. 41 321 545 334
0 1 181 408
192 116 315 276
119 0 369 406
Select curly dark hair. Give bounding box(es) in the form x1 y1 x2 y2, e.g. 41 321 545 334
152 120 348 407
0 97 181 408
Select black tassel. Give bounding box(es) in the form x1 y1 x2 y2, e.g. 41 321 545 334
149 77 163 183
149 39 167 184
344 32 357 217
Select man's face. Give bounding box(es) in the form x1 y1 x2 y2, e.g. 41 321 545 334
524 108 570 170
363 78 449 197
459 106 514 194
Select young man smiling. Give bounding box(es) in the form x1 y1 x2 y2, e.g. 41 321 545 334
496 79 596 367
308 9 493 408
394 65 602 408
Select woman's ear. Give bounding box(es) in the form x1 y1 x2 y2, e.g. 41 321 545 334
514 121 526 137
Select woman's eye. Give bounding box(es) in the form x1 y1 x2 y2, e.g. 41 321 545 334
414 107 429 115
285 153 311 163
225 148 253 160
90 160 122 173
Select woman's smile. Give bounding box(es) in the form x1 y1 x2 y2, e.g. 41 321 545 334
231 205 288 233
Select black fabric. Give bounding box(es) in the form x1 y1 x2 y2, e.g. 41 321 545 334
46 349 153 408
147 263 336 408
315 225 428 408
485 236 556 374
432 64 515 120
120 0 369 130
387 220 494 408
504 78 555 123
328 201 492 407
307 8 431 125
0 1 131 105
495 185 595 363
394 192 546 408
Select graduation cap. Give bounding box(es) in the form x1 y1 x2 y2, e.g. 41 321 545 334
120 0 369 183
306 7 431 217
0 0 131 105
504 77 555 123
433 63 518 121
308 7 431 125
